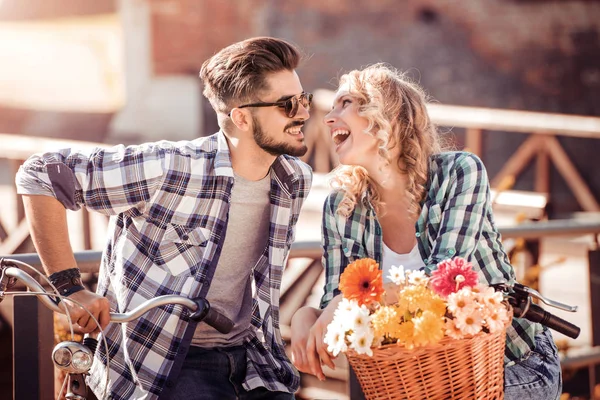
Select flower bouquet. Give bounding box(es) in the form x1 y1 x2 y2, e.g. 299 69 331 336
324 257 511 400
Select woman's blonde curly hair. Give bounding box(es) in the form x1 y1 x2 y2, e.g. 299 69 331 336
331 63 443 218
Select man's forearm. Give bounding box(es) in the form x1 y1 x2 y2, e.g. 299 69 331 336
22 194 78 275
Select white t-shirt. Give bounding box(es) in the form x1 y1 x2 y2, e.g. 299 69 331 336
381 241 426 283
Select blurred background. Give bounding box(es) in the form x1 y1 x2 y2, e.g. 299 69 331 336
0 0 599 399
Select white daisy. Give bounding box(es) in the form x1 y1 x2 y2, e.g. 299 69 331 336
334 298 361 330
348 304 372 333
387 265 406 286
324 322 348 356
447 288 477 316
455 308 484 336
407 270 429 286
349 329 375 356
485 307 510 333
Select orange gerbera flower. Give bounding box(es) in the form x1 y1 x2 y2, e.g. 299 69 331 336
339 258 384 306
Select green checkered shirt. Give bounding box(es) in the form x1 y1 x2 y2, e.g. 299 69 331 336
320 151 542 362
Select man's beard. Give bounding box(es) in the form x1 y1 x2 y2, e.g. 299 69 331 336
252 116 307 157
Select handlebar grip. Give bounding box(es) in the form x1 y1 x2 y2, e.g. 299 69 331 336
203 307 234 334
524 303 580 339
189 298 234 334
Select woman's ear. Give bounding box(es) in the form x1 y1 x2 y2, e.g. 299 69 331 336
230 108 252 132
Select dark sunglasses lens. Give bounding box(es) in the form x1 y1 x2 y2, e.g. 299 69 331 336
285 97 298 118
300 93 312 110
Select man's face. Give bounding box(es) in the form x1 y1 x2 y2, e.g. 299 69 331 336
249 70 309 157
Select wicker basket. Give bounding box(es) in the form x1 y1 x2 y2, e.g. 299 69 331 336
346 326 508 400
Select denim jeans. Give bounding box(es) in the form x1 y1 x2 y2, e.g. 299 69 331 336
504 328 562 400
167 346 295 400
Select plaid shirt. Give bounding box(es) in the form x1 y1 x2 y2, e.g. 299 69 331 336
16 131 312 399
320 151 542 363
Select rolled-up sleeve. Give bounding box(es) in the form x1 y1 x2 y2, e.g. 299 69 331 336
15 143 167 215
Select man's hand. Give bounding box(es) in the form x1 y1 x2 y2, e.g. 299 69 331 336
290 296 342 381
290 307 320 376
60 290 110 334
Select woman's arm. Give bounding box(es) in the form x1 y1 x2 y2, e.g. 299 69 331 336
424 153 502 280
320 191 349 308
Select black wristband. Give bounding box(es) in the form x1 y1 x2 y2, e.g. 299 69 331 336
49 268 85 302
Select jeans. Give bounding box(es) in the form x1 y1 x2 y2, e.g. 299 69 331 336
167 345 294 400
504 328 562 400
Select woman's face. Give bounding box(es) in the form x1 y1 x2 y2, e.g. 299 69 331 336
323 83 380 168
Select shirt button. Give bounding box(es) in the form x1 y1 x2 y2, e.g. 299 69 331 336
415 232 421 238
447 249 456 256
181 234 189 240
343 247 348 252
375 226 381 235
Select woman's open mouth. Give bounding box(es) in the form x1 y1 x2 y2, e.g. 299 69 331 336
332 129 350 146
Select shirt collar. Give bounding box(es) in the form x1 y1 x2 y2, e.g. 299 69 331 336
214 131 234 177
215 130 300 195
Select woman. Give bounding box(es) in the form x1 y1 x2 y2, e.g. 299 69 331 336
290 63 562 399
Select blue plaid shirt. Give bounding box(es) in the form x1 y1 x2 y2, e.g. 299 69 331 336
320 151 542 363
16 131 312 399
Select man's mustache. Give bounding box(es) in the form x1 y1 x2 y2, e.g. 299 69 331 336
284 121 304 130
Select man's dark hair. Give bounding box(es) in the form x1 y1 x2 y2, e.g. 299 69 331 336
199 37 301 114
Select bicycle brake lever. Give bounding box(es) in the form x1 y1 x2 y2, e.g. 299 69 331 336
513 283 577 312
0 260 18 301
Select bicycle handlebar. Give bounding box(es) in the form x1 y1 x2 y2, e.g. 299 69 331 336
516 300 581 339
493 281 580 339
0 259 234 334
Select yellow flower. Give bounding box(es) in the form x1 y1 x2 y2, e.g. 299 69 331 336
371 305 399 339
395 320 416 349
424 294 447 318
397 285 429 313
413 310 445 346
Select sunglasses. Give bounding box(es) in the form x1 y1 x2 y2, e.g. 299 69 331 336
230 92 313 118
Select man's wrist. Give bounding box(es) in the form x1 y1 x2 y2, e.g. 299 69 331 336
48 268 86 302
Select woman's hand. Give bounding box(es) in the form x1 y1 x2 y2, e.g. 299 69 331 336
291 295 342 381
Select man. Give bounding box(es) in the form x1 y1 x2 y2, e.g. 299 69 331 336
15 37 312 400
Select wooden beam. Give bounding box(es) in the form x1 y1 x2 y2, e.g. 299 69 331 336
10 159 25 223
545 136 600 212
279 260 323 327
490 135 542 188
0 219 30 255
465 128 483 157
535 137 550 194
426 105 600 138
312 88 600 138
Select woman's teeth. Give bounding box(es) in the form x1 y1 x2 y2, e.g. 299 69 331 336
332 129 350 145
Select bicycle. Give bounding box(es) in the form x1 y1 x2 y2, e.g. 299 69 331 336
0 257 234 400
0 258 582 399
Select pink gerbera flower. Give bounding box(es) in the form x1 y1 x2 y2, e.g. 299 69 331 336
430 257 479 298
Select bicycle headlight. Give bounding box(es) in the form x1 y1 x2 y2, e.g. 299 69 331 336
71 350 94 373
52 341 94 373
52 346 72 367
